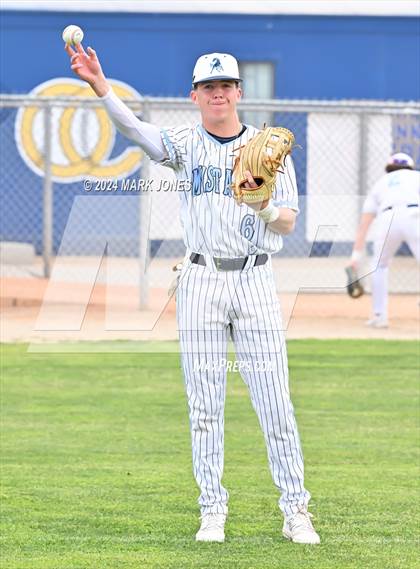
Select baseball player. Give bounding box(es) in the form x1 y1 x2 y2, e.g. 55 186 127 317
349 153 419 327
66 43 320 545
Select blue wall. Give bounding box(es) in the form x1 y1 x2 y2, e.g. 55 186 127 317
1 10 419 100
1 10 419 256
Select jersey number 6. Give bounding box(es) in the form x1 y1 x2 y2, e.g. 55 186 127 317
240 214 256 240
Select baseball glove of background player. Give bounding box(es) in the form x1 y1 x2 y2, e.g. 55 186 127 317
232 126 295 205
345 266 365 299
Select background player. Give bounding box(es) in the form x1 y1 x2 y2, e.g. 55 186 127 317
66 42 320 544
349 153 419 327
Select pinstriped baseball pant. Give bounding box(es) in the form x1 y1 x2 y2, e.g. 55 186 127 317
176 258 311 517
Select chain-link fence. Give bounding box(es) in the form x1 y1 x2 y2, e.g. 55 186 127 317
0 94 419 304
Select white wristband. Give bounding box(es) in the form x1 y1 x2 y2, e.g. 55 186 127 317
351 250 363 262
257 202 280 224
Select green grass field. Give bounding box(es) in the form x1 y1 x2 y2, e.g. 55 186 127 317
1 340 419 569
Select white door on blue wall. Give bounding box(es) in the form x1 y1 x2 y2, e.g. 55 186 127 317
239 62 274 128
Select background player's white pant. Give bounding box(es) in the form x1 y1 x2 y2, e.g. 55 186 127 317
176 258 310 517
371 206 420 318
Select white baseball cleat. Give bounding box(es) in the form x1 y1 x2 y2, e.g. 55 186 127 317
365 316 388 328
282 508 320 544
195 513 226 542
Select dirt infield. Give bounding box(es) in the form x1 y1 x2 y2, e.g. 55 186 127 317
1 276 418 344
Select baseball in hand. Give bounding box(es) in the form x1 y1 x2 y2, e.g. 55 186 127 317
62 25 84 45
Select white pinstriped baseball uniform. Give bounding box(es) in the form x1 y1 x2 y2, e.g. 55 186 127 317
101 89 311 518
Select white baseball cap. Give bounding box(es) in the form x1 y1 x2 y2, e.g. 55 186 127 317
387 152 415 168
192 53 241 85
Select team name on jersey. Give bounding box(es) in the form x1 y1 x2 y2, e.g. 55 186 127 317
192 166 232 197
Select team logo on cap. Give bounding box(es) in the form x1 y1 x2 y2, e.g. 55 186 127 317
393 156 409 165
210 58 224 74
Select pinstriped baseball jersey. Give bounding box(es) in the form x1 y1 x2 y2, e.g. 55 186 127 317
99 89 312 519
160 124 299 257
163 121 312 518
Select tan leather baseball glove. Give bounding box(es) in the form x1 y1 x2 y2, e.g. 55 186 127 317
232 126 295 205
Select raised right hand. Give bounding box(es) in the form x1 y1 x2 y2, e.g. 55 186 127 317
65 42 109 97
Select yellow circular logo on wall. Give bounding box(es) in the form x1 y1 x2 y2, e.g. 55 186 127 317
15 78 143 183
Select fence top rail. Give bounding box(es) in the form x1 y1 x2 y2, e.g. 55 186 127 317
1 94 419 114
